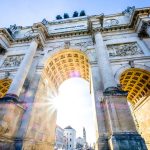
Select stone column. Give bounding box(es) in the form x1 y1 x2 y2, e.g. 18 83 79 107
7 39 38 98
94 31 147 150
90 65 109 150
0 39 39 149
94 31 117 91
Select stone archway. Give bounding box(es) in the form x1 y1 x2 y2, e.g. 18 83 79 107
43 49 90 93
119 68 150 149
23 49 92 150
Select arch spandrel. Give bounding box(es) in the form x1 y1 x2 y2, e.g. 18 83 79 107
43 49 90 92
120 68 150 106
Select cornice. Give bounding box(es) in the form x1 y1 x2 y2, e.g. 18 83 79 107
0 28 14 44
91 7 150 34
47 30 90 40
0 7 149 45
0 28 44 48
129 7 150 28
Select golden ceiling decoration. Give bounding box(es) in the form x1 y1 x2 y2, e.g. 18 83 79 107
120 68 150 106
43 49 90 91
0 79 12 98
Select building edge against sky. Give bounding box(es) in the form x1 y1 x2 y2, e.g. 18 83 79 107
0 6 150 150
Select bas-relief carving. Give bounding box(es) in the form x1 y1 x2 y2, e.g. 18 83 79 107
73 41 96 62
45 41 96 63
47 41 93 52
1 55 24 68
104 19 119 27
107 42 144 57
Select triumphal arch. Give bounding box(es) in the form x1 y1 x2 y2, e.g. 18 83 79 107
0 6 150 150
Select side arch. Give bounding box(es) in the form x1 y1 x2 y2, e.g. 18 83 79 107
0 78 12 98
114 64 150 84
118 67 150 105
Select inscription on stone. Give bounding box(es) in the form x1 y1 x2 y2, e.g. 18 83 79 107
107 42 143 57
1 55 24 68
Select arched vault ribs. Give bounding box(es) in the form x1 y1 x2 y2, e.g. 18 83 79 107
43 49 90 93
120 68 150 106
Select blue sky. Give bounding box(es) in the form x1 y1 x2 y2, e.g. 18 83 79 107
0 0 150 27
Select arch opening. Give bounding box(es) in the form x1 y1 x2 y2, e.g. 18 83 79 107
120 68 150 106
43 49 90 93
41 49 95 144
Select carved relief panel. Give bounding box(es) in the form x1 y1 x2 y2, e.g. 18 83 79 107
107 42 144 57
1 55 24 68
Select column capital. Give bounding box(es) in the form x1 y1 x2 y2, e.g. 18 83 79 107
93 28 103 35
92 30 103 44
32 35 44 48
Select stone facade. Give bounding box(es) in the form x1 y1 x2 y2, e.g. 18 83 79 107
0 6 150 150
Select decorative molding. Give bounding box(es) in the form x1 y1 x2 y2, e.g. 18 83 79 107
107 42 143 57
0 7 149 44
1 55 24 68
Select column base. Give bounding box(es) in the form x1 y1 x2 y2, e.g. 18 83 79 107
0 94 25 143
0 138 55 150
0 142 15 150
104 87 128 96
108 132 147 150
0 138 24 150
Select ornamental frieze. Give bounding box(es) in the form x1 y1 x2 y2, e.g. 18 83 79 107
104 19 119 27
1 55 24 68
47 41 93 53
107 42 143 57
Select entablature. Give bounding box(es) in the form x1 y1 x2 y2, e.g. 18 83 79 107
0 7 149 45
